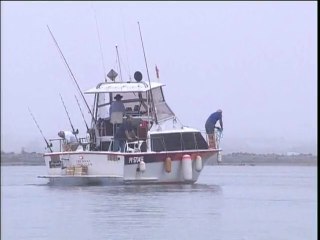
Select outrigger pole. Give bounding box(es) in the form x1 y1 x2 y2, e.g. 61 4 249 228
47 25 95 123
59 93 79 141
75 95 89 132
137 21 158 125
28 107 53 152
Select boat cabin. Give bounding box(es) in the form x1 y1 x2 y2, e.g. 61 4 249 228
84 70 209 152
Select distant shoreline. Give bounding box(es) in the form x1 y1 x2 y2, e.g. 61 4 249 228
207 152 317 166
1 152 317 167
1 152 45 166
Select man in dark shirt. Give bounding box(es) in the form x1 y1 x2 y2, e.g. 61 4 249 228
205 109 223 149
205 109 223 134
113 115 137 152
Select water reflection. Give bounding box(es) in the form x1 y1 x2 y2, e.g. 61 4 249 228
44 182 222 195
31 181 223 240
3 166 316 240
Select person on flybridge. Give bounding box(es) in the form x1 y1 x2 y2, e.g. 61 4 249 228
109 94 126 146
109 94 125 116
205 109 223 149
58 130 79 151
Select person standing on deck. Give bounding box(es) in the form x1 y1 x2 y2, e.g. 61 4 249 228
58 130 79 151
113 115 138 152
205 109 223 148
109 94 126 147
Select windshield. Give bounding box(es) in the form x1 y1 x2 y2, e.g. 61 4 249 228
94 86 175 121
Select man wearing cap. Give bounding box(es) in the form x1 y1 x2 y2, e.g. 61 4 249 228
205 109 223 149
110 94 125 116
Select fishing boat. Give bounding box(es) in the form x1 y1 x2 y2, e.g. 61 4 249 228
37 26 223 185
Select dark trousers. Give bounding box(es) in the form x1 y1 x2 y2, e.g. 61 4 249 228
113 138 126 152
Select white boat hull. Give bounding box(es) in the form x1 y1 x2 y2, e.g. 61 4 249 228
40 150 218 185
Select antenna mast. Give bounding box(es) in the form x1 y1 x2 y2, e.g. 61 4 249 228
137 21 158 124
121 18 132 81
115 45 123 82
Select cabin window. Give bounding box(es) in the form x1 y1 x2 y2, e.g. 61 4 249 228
150 132 208 152
194 132 209 149
182 132 197 150
152 87 165 102
96 93 110 118
95 92 150 119
151 136 165 152
165 133 182 151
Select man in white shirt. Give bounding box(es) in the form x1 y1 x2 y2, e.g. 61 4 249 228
58 130 79 151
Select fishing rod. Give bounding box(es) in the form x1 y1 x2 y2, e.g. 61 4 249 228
47 25 95 123
91 4 107 81
137 21 158 124
28 107 53 152
75 95 89 132
59 93 79 141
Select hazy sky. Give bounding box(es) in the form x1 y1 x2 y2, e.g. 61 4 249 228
1 1 317 154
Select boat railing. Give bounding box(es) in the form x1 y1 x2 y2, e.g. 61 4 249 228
95 116 153 137
49 137 90 152
214 127 223 149
107 137 147 153
49 138 62 152
201 128 223 149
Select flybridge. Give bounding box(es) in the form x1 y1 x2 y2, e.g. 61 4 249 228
86 70 176 123
84 81 165 94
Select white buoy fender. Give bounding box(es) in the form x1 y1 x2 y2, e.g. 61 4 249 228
139 160 146 172
182 154 192 181
217 152 222 163
165 157 172 173
195 155 202 172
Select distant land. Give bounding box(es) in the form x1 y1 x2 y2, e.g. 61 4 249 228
1 151 45 166
1 151 317 166
207 152 317 166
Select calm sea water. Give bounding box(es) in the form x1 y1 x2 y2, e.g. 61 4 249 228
1 165 317 240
